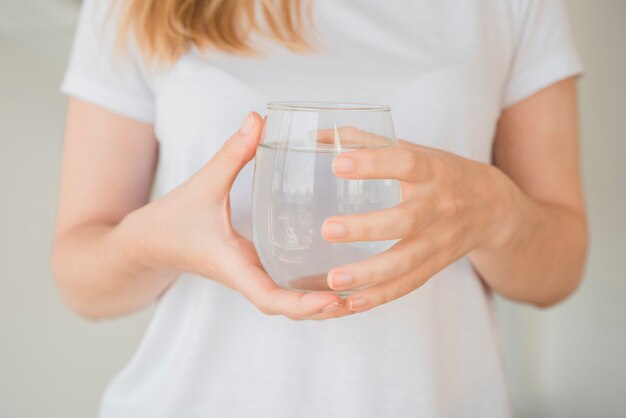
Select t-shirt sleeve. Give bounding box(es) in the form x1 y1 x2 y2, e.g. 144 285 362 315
502 0 583 108
60 0 155 123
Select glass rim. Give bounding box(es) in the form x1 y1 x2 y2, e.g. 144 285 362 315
267 101 391 112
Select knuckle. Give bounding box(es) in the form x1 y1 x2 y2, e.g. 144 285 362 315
406 247 422 267
437 191 458 217
398 276 416 297
338 126 359 144
408 213 421 234
406 151 421 173
256 304 271 315
396 206 417 234
402 249 421 271
256 300 276 316
428 151 444 172
381 288 395 305
422 153 443 181
413 244 430 264
219 137 243 162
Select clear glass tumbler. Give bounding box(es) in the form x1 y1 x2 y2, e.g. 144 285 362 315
252 102 401 293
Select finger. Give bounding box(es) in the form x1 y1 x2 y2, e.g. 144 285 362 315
316 126 392 148
307 305 354 321
229 261 345 318
261 286 346 319
344 252 451 312
332 144 434 182
203 112 263 194
224 238 346 318
326 237 438 291
321 202 435 242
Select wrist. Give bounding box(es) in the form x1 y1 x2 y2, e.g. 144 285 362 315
114 205 179 277
477 164 524 251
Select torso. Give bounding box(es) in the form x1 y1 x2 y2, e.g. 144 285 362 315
102 1 514 416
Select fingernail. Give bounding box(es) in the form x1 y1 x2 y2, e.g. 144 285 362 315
323 221 347 239
330 272 353 288
333 156 355 174
239 113 254 135
348 297 368 311
321 301 342 313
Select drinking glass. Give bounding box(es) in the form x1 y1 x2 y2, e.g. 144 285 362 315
252 102 401 294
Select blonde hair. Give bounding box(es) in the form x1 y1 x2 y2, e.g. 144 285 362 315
117 0 313 63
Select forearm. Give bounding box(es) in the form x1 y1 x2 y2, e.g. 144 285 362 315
470 173 588 307
51 220 178 320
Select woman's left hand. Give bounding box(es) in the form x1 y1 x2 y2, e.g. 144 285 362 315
322 140 518 312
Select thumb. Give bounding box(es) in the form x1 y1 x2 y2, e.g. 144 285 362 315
205 112 263 194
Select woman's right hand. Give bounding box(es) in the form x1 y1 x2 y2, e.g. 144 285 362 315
119 113 347 320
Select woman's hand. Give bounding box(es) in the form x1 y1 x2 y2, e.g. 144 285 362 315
121 113 347 319
321 139 518 312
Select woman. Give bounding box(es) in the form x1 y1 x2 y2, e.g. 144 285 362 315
53 0 587 416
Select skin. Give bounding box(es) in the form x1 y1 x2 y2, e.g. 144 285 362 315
52 105 345 320
324 77 587 311
52 77 587 320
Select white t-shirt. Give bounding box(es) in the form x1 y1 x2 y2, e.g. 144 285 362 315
61 1 582 417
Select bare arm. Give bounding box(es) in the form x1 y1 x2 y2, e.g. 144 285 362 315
319 78 588 310
52 99 346 320
52 99 175 318
470 77 588 306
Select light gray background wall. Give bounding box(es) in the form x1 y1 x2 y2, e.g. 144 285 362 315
0 0 624 417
